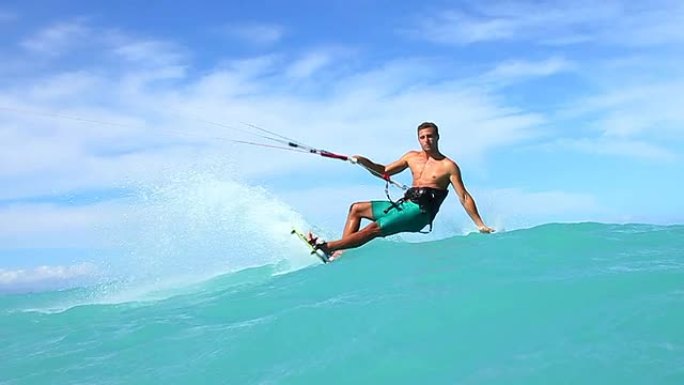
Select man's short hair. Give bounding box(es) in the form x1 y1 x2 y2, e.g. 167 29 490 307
417 122 439 136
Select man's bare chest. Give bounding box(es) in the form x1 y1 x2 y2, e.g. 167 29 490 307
408 159 450 184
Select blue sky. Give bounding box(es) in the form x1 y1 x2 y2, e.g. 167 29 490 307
1 0 683 289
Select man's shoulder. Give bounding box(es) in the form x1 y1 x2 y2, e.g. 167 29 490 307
440 156 460 172
402 150 422 160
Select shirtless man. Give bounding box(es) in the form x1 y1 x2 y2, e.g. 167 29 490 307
311 122 494 258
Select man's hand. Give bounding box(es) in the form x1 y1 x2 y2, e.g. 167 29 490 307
353 156 376 170
353 155 369 165
478 225 495 234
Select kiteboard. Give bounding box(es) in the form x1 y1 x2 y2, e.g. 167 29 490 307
290 228 330 264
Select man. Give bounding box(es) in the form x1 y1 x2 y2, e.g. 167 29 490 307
310 122 494 259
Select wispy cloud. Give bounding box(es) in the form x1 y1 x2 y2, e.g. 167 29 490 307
19 19 186 75
407 1 684 46
405 3 610 45
607 3 684 46
0 36 544 251
481 57 574 85
24 71 103 101
0 201 130 248
547 138 678 162
406 10 512 45
2 8 683 254
542 97 683 162
221 22 285 45
21 20 90 55
286 52 332 79
0 263 97 292
559 80 684 147
112 40 186 68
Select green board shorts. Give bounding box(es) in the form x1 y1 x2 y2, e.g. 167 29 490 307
371 200 431 236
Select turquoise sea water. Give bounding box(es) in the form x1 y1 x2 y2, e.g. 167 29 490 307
1 223 683 384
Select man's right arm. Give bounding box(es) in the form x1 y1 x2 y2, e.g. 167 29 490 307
354 153 410 179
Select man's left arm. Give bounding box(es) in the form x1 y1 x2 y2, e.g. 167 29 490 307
449 164 494 233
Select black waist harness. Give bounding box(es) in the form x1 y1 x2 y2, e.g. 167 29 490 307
404 187 448 218
385 186 448 232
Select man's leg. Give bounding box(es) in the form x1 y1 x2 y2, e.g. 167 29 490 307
308 201 382 258
343 201 374 237
325 222 383 252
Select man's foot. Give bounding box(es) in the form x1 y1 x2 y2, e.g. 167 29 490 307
306 232 318 246
312 241 346 262
307 231 346 262
305 232 330 261
328 250 345 262
308 232 349 261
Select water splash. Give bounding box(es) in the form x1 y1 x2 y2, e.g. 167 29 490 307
32 171 321 308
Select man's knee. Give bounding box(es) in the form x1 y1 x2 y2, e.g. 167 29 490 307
349 201 370 216
363 222 383 237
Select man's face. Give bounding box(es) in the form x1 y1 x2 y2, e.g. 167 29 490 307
418 127 438 151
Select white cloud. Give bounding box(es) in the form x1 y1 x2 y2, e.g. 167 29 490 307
2 14 682 253
607 3 684 46
19 19 187 76
0 201 131 248
0 52 543 199
0 263 98 292
24 71 104 101
483 57 574 83
222 22 285 45
112 40 186 68
21 20 90 55
407 1 684 46
558 81 684 145
548 138 678 162
286 52 332 79
0 263 97 285
406 3 608 45
415 10 519 44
